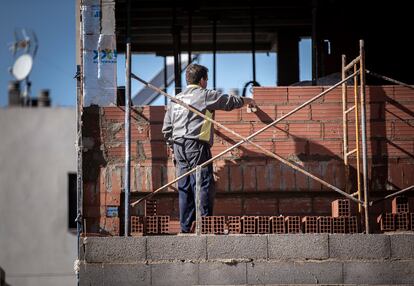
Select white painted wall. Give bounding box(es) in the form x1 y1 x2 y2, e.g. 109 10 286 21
0 108 77 286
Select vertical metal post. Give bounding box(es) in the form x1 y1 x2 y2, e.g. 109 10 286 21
311 0 318 85
251 4 256 83
75 63 83 286
163 56 168 105
195 166 201 235
212 18 217 90
124 43 131 236
76 0 83 282
173 6 182 93
188 9 192 65
341 55 348 187
359 39 370 233
354 64 362 213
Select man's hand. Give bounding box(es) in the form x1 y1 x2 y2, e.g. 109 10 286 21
167 146 176 166
243 97 258 113
170 148 177 166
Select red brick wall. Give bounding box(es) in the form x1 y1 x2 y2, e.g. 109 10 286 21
82 85 414 234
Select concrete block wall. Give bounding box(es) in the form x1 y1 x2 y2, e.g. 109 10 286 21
79 234 414 285
82 85 414 235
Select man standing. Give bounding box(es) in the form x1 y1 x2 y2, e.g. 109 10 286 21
162 63 257 233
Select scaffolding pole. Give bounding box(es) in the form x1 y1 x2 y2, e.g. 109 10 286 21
75 64 83 286
76 0 84 283
359 40 370 233
195 166 202 235
370 185 414 205
341 40 370 232
354 63 362 213
124 43 131 236
366 69 414 89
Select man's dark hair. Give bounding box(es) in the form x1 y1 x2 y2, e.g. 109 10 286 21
186 64 208 85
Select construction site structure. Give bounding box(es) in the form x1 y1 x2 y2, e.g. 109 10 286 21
76 0 414 285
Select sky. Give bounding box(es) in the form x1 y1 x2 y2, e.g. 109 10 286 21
0 0 311 108
0 0 76 107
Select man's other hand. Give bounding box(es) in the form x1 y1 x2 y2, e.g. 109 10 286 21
243 97 258 113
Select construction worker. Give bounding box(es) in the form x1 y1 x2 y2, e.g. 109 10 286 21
162 63 257 233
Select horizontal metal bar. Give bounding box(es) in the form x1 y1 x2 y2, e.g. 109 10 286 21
369 185 414 206
366 69 414 90
350 191 359 197
344 55 361 72
346 149 357 157
345 105 355 114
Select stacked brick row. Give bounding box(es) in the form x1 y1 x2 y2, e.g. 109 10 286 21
203 199 358 234
203 199 359 234
129 199 358 235
130 215 171 235
302 199 358 234
82 85 414 235
377 196 414 232
128 198 413 235
199 214 357 235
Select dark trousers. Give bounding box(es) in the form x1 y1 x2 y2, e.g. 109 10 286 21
173 138 215 232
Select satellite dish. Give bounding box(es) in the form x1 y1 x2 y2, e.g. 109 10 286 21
12 53 33 81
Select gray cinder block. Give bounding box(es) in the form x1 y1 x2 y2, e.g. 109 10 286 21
268 234 329 260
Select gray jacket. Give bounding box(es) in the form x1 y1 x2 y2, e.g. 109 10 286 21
162 85 244 146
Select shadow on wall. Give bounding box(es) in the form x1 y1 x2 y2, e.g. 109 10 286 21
211 105 361 218
82 106 107 235
368 86 414 192
213 105 353 190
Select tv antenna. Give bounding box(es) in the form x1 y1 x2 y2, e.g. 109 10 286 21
8 28 38 106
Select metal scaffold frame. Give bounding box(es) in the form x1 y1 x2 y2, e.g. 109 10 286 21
119 40 414 235
126 41 372 234
341 40 369 232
